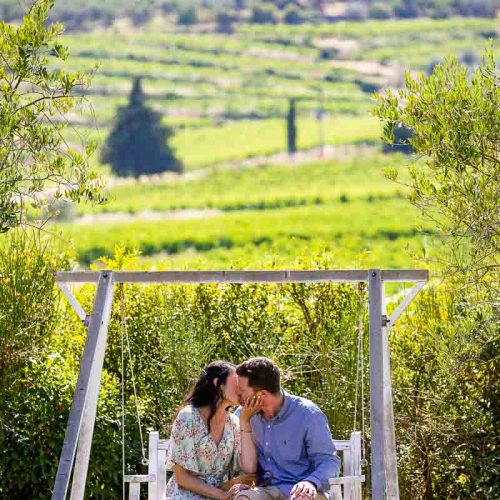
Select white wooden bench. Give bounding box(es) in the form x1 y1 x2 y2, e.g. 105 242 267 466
125 431 364 500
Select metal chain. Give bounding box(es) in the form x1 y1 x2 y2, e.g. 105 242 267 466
120 285 148 472
353 282 368 466
120 284 125 500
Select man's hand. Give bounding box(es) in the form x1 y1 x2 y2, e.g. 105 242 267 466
290 480 317 500
222 483 250 499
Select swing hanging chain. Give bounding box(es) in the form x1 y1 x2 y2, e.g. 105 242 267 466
120 285 148 468
359 283 367 467
353 282 368 466
353 282 362 431
120 285 126 500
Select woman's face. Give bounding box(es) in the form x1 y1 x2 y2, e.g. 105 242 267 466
222 369 239 406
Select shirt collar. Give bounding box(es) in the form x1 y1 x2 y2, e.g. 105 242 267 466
272 389 290 421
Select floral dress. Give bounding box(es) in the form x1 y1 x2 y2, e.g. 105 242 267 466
164 405 241 499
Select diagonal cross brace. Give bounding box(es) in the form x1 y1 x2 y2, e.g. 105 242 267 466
388 281 426 328
58 283 88 324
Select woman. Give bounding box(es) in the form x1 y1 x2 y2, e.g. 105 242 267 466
165 361 260 499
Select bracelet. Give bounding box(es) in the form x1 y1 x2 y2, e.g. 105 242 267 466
240 428 252 433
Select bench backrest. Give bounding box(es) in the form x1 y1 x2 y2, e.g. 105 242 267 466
125 431 363 500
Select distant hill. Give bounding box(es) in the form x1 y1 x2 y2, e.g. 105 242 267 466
0 0 496 31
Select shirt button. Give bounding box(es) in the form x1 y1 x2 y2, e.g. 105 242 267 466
267 458 270 462
267 425 271 429
265 442 269 446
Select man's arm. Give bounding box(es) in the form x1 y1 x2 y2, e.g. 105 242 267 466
302 409 341 491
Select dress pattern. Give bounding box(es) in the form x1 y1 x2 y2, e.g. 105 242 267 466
164 405 241 499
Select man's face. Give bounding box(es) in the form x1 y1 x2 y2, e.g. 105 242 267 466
237 375 258 405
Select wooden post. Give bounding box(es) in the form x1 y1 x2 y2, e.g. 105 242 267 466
382 284 400 499
369 270 385 500
52 271 115 500
148 432 159 499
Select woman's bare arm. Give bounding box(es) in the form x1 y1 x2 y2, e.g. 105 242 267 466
173 464 227 499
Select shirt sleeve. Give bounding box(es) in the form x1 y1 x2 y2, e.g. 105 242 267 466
166 408 202 473
303 409 341 492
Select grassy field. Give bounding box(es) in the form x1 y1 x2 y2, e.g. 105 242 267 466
65 114 382 173
46 17 495 270
74 151 410 214
56 16 496 171
55 152 430 270
60 196 431 268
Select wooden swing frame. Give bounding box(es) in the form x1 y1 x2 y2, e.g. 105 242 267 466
52 269 428 500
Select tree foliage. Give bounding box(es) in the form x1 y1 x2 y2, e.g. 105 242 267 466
0 0 105 232
375 47 499 289
287 98 297 154
101 77 182 177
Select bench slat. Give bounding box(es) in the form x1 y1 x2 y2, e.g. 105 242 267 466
158 439 170 450
332 440 351 451
124 474 156 483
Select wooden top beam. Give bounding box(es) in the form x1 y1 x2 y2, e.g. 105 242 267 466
55 269 429 284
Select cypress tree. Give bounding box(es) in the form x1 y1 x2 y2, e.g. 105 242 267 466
287 98 297 154
101 77 182 176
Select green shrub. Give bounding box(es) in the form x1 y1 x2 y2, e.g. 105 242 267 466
283 5 304 25
216 11 235 33
394 0 419 18
391 287 499 498
177 7 198 25
369 2 393 19
0 236 497 498
345 1 368 21
251 5 278 24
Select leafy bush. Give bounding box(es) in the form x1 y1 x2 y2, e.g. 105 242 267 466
391 287 499 498
0 238 497 498
319 47 340 60
393 0 419 18
216 11 235 33
355 78 381 93
454 0 497 18
429 0 452 19
345 1 368 21
177 6 198 25
251 5 278 24
369 2 393 19
283 5 304 25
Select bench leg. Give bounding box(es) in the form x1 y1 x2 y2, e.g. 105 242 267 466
331 484 343 500
129 483 140 500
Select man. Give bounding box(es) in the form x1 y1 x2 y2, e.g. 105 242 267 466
235 357 340 500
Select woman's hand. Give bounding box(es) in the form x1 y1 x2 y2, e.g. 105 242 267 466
240 395 261 424
221 483 250 499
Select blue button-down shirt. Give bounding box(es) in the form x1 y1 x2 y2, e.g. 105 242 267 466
248 391 340 496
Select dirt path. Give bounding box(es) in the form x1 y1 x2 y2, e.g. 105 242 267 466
75 208 221 225
105 143 377 189
72 143 377 224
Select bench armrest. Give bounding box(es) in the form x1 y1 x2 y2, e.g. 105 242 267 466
329 475 365 486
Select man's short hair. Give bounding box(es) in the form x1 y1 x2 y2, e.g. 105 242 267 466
236 357 281 394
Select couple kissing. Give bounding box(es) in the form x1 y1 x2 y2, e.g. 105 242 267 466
164 357 340 500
